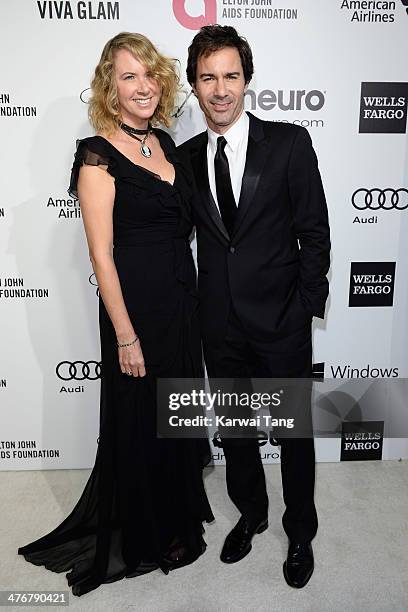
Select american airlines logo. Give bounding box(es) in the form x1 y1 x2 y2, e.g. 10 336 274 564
359 82 408 133
340 1 408 23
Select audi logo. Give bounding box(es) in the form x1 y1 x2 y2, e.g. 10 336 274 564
56 361 101 381
89 273 99 297
352 188 408 210
80 88 91 104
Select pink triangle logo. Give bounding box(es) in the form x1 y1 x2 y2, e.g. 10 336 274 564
172 0 217 30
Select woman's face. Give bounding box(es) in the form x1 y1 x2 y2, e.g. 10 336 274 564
113 48 161 128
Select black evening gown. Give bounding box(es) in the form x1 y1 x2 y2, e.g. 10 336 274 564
18 130 214 596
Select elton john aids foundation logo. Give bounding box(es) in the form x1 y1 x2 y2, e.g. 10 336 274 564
172 0 216 30
172 0 298 28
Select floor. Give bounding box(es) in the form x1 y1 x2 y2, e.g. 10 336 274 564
1 460 408 612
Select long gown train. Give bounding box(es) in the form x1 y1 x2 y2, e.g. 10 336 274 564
18 130 214 596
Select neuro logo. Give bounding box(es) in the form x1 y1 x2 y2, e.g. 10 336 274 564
245 88 326 112
172 0 217 30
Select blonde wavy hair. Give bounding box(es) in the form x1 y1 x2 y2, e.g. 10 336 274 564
89 32 180 134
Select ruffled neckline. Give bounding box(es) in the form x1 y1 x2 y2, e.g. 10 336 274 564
91 130 180 188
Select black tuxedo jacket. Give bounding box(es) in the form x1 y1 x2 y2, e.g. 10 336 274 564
178 112 331 344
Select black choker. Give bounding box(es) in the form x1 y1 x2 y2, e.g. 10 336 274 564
120 122 153 158
120 122 152 135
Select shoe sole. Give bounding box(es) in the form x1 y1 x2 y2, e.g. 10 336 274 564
256 520 269 534
220 519 268 564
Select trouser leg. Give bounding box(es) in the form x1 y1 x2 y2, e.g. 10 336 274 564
203 310 268 525
249 326 318 542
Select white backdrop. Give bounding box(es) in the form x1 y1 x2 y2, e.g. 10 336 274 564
1 0 408 470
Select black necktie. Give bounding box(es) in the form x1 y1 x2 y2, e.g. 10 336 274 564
214 136 237 236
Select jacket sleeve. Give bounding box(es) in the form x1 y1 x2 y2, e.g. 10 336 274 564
287 127 331 319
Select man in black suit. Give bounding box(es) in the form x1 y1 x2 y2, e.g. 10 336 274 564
178 25 330 588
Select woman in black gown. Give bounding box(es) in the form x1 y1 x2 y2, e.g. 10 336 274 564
18 32 214 597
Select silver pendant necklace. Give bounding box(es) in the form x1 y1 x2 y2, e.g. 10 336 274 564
119 122 153 158
140 135 152 158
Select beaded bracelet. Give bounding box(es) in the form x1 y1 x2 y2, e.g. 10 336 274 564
117 335 139 348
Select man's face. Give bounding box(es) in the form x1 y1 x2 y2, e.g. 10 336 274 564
193 47 247 134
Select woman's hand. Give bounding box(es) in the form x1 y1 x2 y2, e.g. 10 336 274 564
118 340 146 377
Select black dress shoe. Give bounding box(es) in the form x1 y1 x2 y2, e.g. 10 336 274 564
283 541 314 588
220 516 268 564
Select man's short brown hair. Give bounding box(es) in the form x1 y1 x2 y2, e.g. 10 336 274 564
186 24 254 86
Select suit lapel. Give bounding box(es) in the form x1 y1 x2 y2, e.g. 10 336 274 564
231 113 268 239
191 134 229 242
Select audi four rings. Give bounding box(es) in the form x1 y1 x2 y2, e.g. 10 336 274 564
352 188 408 210
88 273 100 296
56 361 101 381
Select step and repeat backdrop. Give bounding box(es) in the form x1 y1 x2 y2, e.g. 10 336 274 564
1 0 408 470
